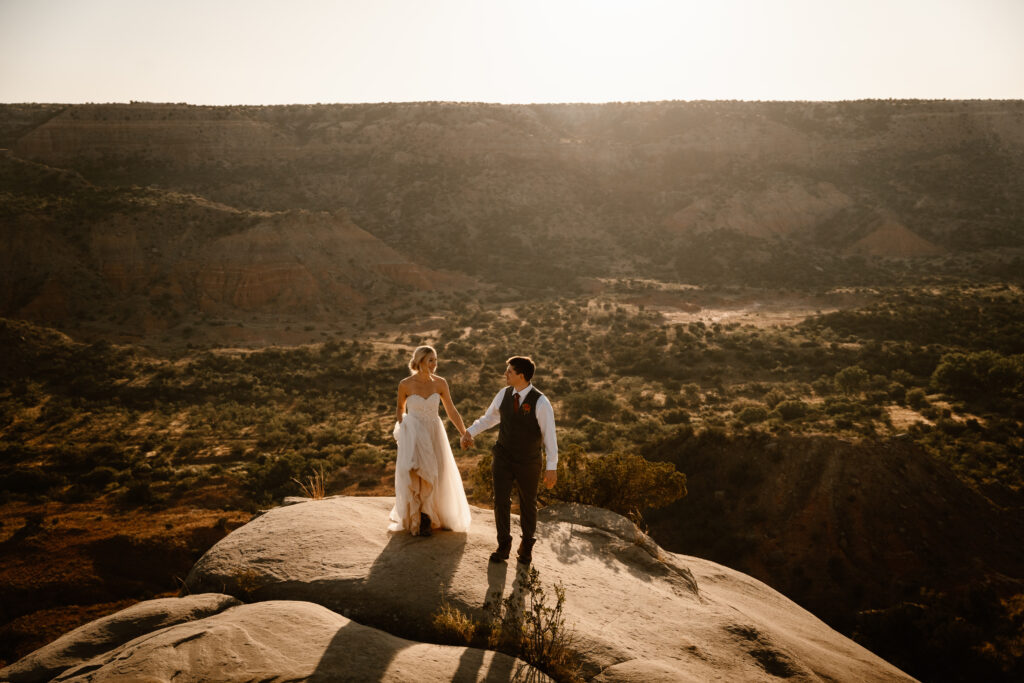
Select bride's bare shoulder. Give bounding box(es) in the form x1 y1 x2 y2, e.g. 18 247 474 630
432 375 450 392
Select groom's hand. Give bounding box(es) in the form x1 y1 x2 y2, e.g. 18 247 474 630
460 433 475 449
543 470 557 489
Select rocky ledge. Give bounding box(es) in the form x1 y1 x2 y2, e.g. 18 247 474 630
2 497 916 682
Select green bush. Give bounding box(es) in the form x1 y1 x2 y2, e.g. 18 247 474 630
244 452 306 503
775 400 808 421
551 446 686 517
661 407 690 425
563 391 619 422
348 445 388 469
907 388 928 410
932 351 1024 401
737 405 769 424
835 366 869 395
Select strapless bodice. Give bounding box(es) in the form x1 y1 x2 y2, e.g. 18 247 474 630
405 392 441 418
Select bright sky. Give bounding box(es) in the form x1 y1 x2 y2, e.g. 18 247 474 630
1 0 1022 104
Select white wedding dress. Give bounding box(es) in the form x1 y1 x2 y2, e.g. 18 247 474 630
389 393 472 534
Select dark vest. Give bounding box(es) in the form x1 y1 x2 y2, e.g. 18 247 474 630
494 386 543 463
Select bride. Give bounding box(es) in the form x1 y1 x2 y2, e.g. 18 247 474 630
390 345 472 536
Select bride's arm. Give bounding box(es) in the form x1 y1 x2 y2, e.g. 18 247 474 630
396 382 408 425
438 378 468 436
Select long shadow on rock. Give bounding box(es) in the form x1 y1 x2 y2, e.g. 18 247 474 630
265 529 470 645
306 530 518 682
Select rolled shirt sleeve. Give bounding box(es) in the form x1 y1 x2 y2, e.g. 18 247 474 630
535 394 558 470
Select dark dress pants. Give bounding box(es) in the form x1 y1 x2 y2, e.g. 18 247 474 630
492 451 543 549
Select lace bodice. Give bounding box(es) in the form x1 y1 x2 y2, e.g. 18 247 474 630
405 392 441 418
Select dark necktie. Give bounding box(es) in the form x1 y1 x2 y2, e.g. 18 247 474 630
513 392 520 414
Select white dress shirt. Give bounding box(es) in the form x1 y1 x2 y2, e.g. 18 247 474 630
466 384 558 470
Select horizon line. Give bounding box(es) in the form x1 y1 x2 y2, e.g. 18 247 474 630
3 97 1024 107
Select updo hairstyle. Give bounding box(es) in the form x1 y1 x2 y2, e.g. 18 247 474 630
408 345 437 374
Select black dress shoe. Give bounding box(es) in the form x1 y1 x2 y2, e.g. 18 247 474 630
418 513 432 537
517 539 535 565
489 546 511 563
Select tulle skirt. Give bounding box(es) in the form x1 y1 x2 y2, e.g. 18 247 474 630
389 414 471 534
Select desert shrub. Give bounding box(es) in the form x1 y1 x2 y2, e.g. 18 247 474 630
661 407 690 425
470 452 494 504
244 452 306 503
348 445 388 469
890 368 916 385
865 390 890 406
433 568 582 682
736 404 769 424
764 388 787 408
932 351 1024 401
551 447 686 517
563 391 618 422
577 417 614 452
887 382 907 403
835 366 869 395
775 400 808 421
256 429 294 450
868 374 890 391
811 375 834 396
906 388 928 410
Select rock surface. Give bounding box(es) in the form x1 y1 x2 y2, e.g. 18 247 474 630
0 593 240 683
182 496 916 682
6 496 917 681
49 600 540 683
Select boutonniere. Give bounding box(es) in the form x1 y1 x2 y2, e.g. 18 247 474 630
522 404 531 413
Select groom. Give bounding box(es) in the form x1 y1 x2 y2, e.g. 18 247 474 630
461 356 557 565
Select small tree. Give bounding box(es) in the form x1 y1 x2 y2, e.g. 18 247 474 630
834 366 869 395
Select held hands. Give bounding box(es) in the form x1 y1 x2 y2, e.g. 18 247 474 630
543 469 557 489
460 432 475 449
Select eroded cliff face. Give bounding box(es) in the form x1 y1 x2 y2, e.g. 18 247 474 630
3 100 1023 328
0 154 466 332
9 101 1022 274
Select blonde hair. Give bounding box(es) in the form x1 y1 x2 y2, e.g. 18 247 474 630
408 345 437 374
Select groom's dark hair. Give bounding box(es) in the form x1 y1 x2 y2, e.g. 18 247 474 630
507 356 535 382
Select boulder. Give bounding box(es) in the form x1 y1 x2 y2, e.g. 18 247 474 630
184 496 916 681
0 593 240 683
50 600 540 682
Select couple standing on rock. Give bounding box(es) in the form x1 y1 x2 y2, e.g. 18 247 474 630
389 347 557 566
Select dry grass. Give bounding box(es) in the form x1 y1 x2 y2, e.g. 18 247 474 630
433 597 477 645
432 569 582 683
292 464 327 499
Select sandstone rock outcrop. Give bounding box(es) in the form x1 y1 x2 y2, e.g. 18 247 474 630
48 600 541 683
0 594 241 683
180 496 915 681
4 496 916 681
